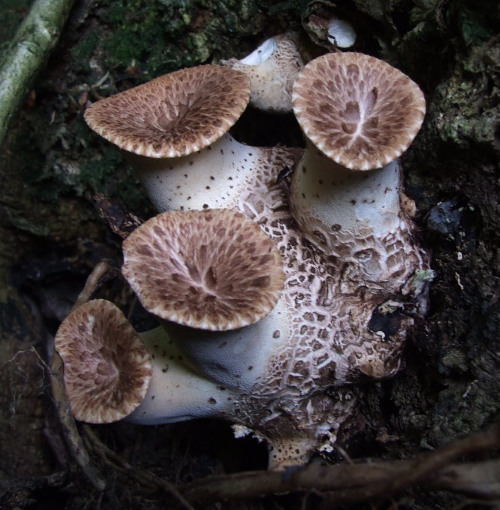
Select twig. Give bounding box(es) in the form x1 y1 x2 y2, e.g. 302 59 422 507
49 353 106 491
178 424 500 505
0 0 77 148
430 459 500 499
72 261 112 310
83 425 197 510
93 193 143 239
48 262 114 491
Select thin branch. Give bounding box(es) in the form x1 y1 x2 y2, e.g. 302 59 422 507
48 262 115 491
49 353 106 492
178 424 500 505
83 426 197 510
0 0 77 148
72 261 112 310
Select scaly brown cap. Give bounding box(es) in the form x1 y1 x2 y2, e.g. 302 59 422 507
292 52 426 170
84 65 250 158
122 209 285 331
55 299 152 423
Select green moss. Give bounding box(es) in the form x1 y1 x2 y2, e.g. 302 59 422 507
80 0 271 80
430 39 499 152
70 30 100 73
458 5 496 47
80 146 146 209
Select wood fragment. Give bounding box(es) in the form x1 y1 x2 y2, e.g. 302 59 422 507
178 424 500 505
0 0 77 148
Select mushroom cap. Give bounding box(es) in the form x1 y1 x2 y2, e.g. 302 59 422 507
55 299 152 423
292 52 426 170
122 209 285 331
84 65 250 158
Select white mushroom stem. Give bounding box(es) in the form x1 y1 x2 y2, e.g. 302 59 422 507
164 302 290 393
221 33 303 113
289 140 403 251
126 327 240 425
128 133 298 213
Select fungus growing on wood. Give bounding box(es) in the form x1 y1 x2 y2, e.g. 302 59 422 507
55 301 240 425
66 53 433 471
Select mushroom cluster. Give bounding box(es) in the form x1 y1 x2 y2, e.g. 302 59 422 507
56 41 433 469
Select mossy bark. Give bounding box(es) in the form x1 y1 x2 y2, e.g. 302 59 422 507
0 0 498 508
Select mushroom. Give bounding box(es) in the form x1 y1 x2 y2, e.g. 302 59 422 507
54 299 153 423
289 52 427 276
221 32 304 113
84 64 300 213
55 299 239 425
121 208 285 331
70 54 432 470
126 326 239 425
118 160 431 469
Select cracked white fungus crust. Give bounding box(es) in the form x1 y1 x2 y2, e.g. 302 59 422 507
122 209 285 331
54 299 152 423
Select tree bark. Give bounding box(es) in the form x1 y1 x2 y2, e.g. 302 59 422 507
0 0 77 148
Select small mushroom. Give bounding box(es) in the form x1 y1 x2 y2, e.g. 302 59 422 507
84 64 300 213
289 52 426 268
54 299 153 423
221 33 304 113
122 208 285 331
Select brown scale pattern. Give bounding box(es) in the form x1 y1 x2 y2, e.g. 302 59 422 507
54 300 152 423
122 209 285 331
230 147 428 437
84 66 250 158
293 53 426 170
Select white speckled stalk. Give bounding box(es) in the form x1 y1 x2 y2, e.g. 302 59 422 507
289 139 404 258
127 327 239 425
164 301 290 393
128 134 271 212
